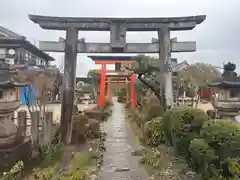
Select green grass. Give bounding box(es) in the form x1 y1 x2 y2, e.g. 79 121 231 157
66 151 97 175
40 149 64 168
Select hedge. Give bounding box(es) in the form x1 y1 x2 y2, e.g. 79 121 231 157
142 117 164 146
128 104 240 179
199 120 240 178
162 107 208 155
189 138 216 177
144 104 164 122
200 120 240 160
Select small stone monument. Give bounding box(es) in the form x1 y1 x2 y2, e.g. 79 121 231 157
209 62 240 118
0 62 31 171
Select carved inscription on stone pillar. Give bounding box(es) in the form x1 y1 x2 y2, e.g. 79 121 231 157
110 22 126 50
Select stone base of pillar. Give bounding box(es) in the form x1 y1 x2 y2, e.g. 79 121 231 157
0 138 31 172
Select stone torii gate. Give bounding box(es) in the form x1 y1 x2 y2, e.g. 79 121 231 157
29 14 206 144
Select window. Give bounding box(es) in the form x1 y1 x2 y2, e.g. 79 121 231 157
229 88 240 98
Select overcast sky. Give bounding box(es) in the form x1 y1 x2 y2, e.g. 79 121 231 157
0 0 239 76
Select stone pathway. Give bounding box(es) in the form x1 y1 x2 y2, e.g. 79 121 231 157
99 102 148 180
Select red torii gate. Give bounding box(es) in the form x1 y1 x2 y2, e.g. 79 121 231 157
105 77 130 104
88 56 137 107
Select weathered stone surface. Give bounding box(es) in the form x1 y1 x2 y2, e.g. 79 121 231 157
39 40 196 53
29 15 206 31
86 118 100 138
84 110 104 120
0 138 31 172
60 27 78 145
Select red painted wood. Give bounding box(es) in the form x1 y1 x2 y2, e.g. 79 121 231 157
130 73 137 107
99 64 106 106
95 60 135 64
125 78 129 105
106 81 126 83
107 78 112 102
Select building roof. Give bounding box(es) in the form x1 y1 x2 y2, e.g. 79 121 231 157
0 25 54 61
0 26 23 38
208 77 240 88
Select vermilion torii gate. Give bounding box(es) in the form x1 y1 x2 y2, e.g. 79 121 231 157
28 14 206 144
88 55 136 107
104 76 132 105
105 73 135 106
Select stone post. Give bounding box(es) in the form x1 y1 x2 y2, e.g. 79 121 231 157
31 111 40 145
44 112 53 145
18 111 27 137
60 27 78 145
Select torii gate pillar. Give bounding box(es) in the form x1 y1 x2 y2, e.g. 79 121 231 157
99 64 106 106
60 27 78 144
107 77 112 103
125 78 129 105
130 73 137 107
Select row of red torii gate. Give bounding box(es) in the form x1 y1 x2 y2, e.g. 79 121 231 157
89 56 137 107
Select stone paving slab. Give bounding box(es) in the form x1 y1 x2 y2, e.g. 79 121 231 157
99 102 148 180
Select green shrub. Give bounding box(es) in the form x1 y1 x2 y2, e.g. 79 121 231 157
200 120 240 160
228 157 240 175
127 108 145 127
142 117 165 146
175 133 200 158
0 161 24 180
144 104 164 122
162 107 208 154
200 120 240 178
189 138 216 176
39 141 63 165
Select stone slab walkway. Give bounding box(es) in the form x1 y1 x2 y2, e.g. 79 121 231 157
99 102 148 180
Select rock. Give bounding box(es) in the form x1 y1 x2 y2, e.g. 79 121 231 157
115 167 130 172
131 150 143 156
86 119 100 138
186 170 196 178
89 174 98 180
71 114 89 143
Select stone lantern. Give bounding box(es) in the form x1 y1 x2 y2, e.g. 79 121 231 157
209 62 240 118
0 62 31 171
